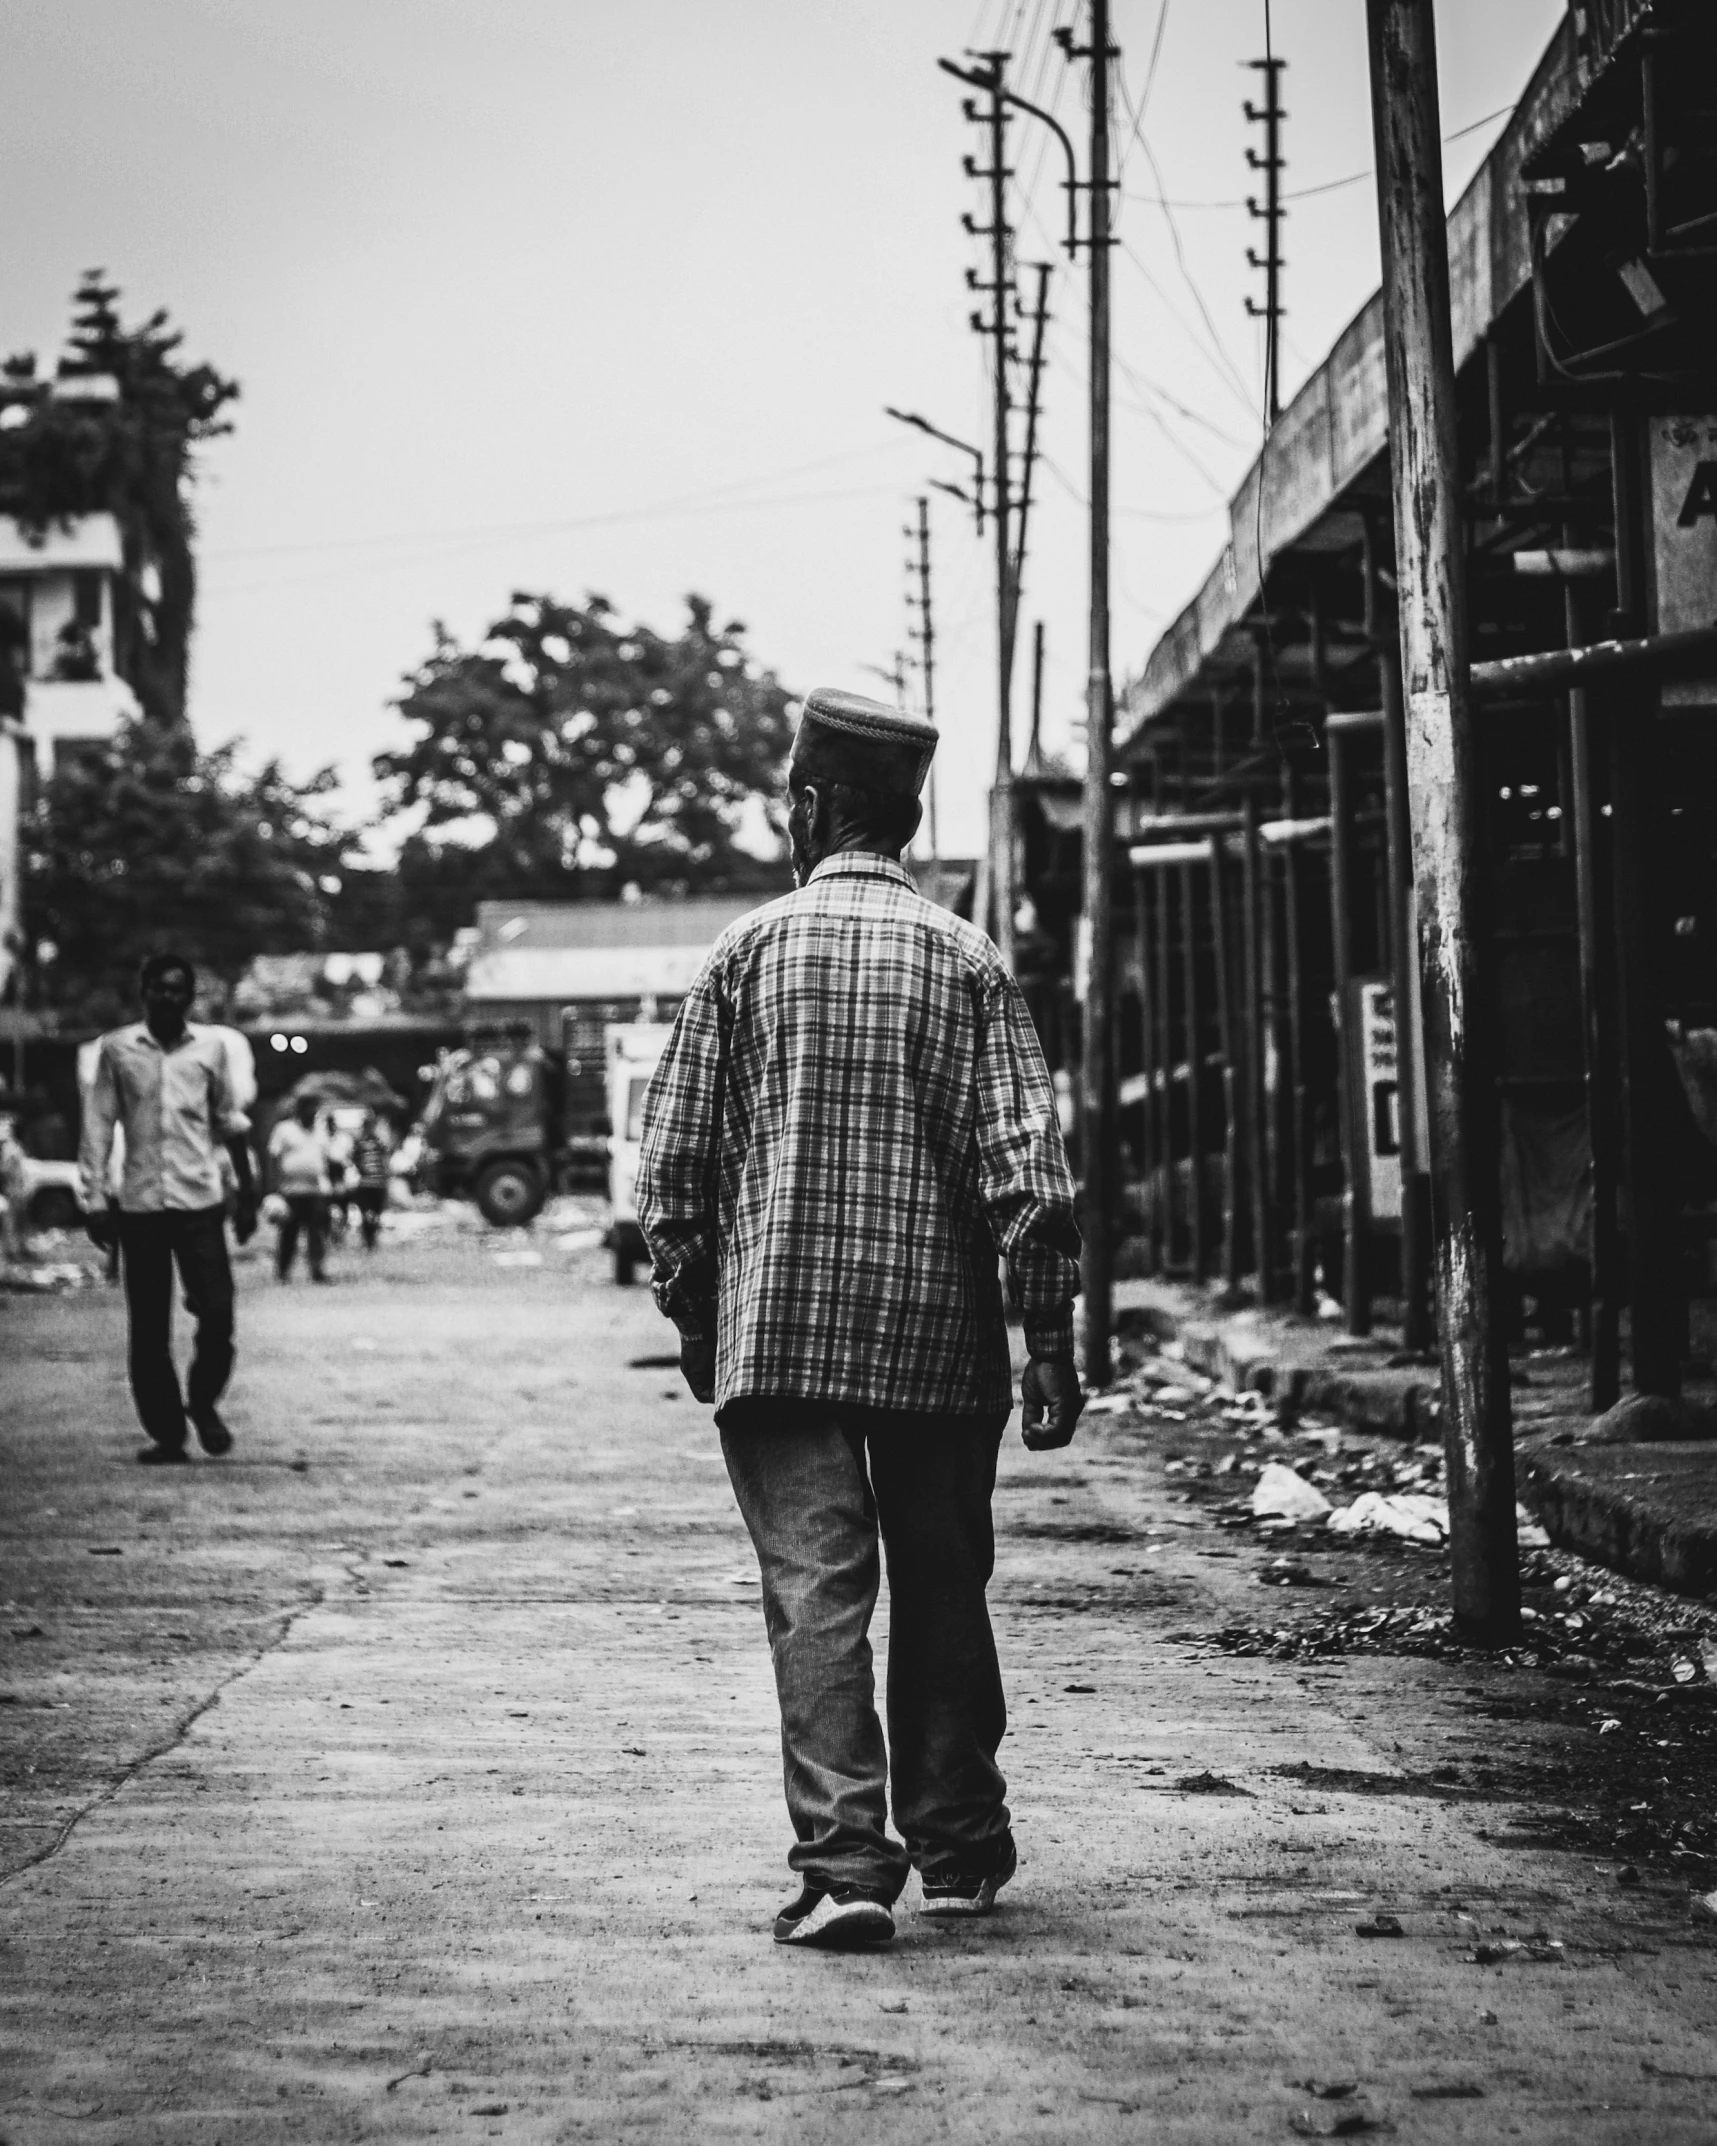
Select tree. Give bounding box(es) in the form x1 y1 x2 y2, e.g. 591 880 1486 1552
374 592 796 897
0 272 239 726
23 719 348 1030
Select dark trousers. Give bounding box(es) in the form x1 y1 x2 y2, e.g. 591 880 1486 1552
276 1194 327 1279
117 1206 235 1451
354 1186 385 1248
720 1403 1011 1900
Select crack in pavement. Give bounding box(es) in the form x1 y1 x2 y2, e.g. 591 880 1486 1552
0 1579 328 1890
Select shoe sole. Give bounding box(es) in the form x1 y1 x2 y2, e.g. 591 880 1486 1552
920 1876 1005 1917
919 1853 1018 1918
773 1897 895 1949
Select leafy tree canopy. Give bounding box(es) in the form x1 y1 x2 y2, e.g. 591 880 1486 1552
23 718 349 1031
374 592 796 896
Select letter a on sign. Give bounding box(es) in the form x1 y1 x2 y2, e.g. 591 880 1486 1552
1651 419 1717 705
1676 461 1717 528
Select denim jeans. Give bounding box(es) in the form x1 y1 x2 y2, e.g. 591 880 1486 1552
117 1206 235 1450
721 1403 1012 1899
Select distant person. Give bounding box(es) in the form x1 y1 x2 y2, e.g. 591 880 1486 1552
0 1111 27 1263
638 689 1084 1952
268 1095 333 1282
350 1109 391 1250
79 953 258 1464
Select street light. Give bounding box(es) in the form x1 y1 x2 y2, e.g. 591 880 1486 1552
883 407 986 531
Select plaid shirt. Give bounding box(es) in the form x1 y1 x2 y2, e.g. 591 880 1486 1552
636 852 1081 1418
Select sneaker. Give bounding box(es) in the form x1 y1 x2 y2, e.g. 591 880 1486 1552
772 1885 896 1949
919 1837 1018 1918
136 1445 190 1466
191 1407 233 1457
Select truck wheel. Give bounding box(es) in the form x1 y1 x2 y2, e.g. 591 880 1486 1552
29 1187 81 1234
475 1160 545 1228
613 1248 636 1286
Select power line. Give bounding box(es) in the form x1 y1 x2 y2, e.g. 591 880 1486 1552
204 483 907 600
1112 48 1259 418
1123 101 1516 210
204 438 913 563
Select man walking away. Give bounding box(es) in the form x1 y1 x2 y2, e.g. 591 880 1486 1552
638 688 1085 1952
351 1108 391 1250
268 1094 333 1282
80 953 257 1464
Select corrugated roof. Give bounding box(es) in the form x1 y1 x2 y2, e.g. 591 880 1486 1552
472 895 766 953
466 894 771 1002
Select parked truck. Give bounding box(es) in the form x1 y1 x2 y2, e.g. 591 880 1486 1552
410 1018 669 1265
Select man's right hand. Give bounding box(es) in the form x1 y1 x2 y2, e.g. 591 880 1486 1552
1021 1354 1084 1450
680 1333 717 1404
85 1209 117 1254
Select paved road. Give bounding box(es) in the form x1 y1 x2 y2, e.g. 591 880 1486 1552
2 1220 1714 2142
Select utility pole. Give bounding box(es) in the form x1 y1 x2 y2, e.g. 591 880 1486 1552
1008 262 1053 666
962 55 1019 966
1366 0 1518 1642
1059 0 1117 1387
907 496 940 860
1026 619 1046 774
1245 54 1286 430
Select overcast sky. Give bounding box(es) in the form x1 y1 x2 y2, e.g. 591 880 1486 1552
4 0 1564 860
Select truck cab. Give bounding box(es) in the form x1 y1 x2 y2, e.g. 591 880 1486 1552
414 1028 561 1226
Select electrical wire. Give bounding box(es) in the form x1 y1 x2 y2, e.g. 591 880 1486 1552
1123 102 1517 211
1111 41 1259 421
204 439 919 564
204 483 910 600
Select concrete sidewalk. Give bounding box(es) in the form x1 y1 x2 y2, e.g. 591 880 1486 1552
2 1227 1715 2142
1115 1278 1717 1600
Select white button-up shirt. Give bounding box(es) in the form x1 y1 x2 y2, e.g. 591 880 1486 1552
79 1023 251 1214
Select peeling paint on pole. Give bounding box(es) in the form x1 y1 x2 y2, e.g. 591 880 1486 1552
1367 0 1519 1643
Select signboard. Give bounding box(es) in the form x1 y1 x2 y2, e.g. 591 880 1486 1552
1649 414 1717 708
1351 977 1403 1224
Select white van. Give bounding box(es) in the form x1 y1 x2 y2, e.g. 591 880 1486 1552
604 1023 671 1285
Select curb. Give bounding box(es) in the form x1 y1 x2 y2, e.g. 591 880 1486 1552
1119 1280 1717 1600
1518 1441 1717 1598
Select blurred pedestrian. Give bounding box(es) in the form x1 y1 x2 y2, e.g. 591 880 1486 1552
350 1108 391 1250
638 689 1084 1952
79 952 258 1464
268 1094 332 1282
0 1111 27 1263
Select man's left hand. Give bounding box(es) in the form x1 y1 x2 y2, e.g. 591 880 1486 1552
1021 1354 1084 1449
680 1333 717 1403
233 1196 258 1246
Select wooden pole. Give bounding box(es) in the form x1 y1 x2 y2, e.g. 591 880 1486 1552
1240 792 1271 1300
1366 0 1517 1641
1210 837 1242 1292
1155 827 1176 1268
1283 766 1313 1315
1607 410 1682 1397
1182 855 1206 1281
1564 575 1621 1409
1327 725 1372 1334
1077 0 1116 1384
1134 865 1158 1272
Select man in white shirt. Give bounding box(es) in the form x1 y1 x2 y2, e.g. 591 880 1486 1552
266 1094 333 1282
80 953 258 1464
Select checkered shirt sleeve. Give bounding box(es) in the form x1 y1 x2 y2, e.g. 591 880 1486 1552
636 856 1082 1416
